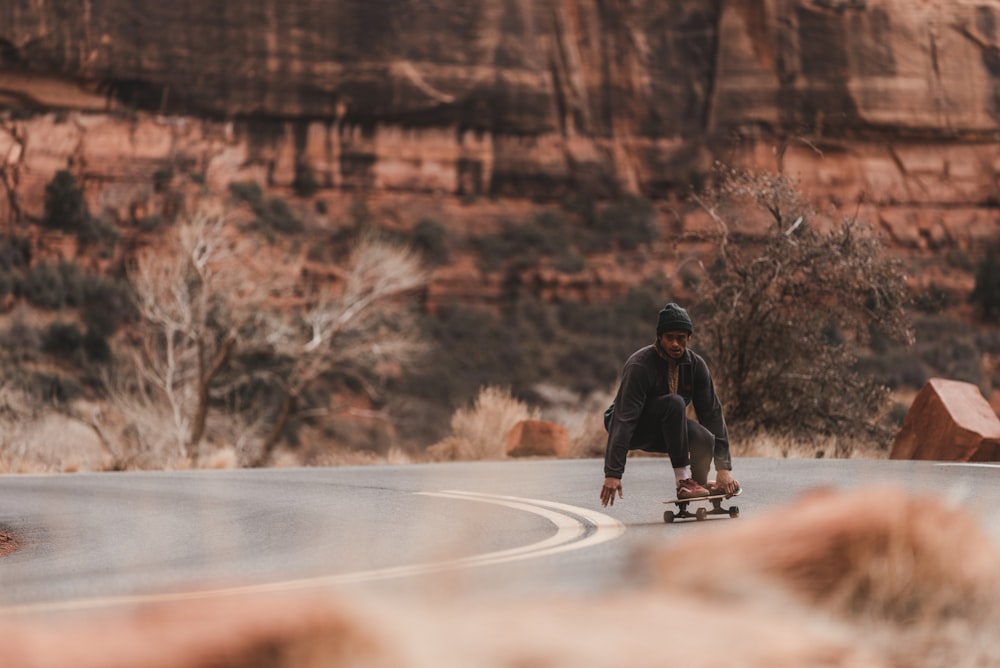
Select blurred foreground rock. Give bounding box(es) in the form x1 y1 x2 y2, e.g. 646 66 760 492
890 377 1000 461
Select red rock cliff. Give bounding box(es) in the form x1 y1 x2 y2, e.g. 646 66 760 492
0 0 997 306
1 1 998 204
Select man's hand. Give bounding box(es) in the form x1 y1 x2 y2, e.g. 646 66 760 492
600 477 623 507
715 469 740 496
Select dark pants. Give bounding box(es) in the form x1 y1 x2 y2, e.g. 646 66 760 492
630 394 715 485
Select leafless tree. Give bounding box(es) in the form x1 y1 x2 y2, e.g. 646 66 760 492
121 205 427 467
250 235 428 466
127 207 268 462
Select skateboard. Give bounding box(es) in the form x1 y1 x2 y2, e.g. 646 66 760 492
662 489 742 523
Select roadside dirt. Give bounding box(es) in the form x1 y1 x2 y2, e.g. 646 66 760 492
0 532 16 558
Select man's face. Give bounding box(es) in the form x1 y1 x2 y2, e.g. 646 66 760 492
658 330 690 359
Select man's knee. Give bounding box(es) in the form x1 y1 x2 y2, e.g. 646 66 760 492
650 393 686 421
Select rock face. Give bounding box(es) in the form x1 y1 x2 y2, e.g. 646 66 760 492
3 0 1000 207
504 419 570 458
890 378 1000 461
2 0 1000 311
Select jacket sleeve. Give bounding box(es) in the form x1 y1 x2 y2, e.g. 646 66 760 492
603 360 650 479
691 356 732 471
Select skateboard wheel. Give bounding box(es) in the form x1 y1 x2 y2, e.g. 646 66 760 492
695 507 708 521
663 510 676 523
729 506 740 518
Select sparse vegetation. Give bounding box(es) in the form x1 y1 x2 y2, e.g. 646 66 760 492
972 237 1000 322
293 163 320 198
229 180 304 235
41 170 119 252
410 218 450 266
116 205 427 468
42 169 87 232
583 195 659 252
427 386 538 461
404 286 661 439
2 156 994 471
473 197 658 274
690 165 913 442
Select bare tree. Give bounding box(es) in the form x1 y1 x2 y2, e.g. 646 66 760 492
122 205 427 467
690 165 912 441
250 236 428 466
128 207 270 462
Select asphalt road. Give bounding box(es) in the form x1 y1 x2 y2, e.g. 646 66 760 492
0 457 997 615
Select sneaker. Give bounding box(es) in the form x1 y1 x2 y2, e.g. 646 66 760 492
676 478 710 499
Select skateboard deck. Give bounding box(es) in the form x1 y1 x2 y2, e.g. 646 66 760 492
662 489 742 523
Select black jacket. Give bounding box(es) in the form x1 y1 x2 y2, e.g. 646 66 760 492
603 344 731 479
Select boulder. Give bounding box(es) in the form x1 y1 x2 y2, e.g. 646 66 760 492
889 378 1000 461
503 419 569 458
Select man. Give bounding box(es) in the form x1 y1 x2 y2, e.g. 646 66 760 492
600 302 739 508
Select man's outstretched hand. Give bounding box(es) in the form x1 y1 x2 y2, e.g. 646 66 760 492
715 469 740 496
600 477 623 507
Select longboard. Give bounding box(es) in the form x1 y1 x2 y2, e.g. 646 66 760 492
662 489 742 523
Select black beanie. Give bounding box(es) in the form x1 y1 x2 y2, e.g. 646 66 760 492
656 303 693 335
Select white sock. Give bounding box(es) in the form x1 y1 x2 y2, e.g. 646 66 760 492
673 466 692 483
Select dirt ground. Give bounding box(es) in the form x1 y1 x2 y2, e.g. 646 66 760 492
0 532 16 558
2 486 998 668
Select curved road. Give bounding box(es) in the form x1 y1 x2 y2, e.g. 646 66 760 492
0 457 998 615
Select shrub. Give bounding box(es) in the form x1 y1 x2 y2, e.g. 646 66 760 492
82 329 111 363
153 167 174 193
42 170 87 232
229 181 303 235
912 283 953 314
0 235 30 271
427 386 538 461
971 239 1000 322
592 195 659 251
24 371 81 404
293 164 320 198
77 216 120 252
42 321 83 357
229 181 264 208
258 197 304 234
576 195 659 253
911 316 985 388
410 219 450 266
80 274 136 336
0 308 41 356
474 209 582 272
20 260 80 309
691 165 912 440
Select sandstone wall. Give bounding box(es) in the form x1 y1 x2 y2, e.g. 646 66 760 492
2 1 1000 206
1 0 999 316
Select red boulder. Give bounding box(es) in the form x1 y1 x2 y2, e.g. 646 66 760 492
890 378 1000 461
503 419 570 458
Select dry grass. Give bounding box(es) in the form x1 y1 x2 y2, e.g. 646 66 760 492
427 386 539 461
0 389 111 473
4 485 994 668
733 431 889 459
308 446 415 467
